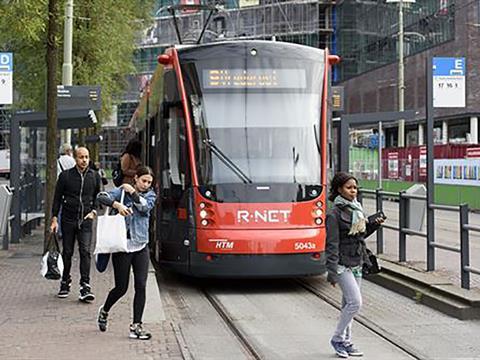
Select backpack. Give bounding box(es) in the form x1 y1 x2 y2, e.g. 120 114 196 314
112 159 124 187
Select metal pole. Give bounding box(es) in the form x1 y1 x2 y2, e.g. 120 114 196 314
378 121 383 188
340 118 349 172
399 190 407 262
145 83 150 163
426 56 435 271
459 203 470 289
398 0 405 147
376 188 384 254
62 0 73 144
2 217 9 250
10 115 21 243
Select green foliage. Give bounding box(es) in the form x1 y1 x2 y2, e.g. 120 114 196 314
0 0 154 118
0 0 49 110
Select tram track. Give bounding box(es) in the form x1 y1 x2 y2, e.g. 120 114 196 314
202 288 264 360
295 279 426 360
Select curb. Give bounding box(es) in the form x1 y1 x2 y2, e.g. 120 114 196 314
368 258 480 320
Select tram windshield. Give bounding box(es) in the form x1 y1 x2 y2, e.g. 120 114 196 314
183 50 324 187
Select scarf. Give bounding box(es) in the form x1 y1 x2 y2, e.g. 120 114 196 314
334 195 366 235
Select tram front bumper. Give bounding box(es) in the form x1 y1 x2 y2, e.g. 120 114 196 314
188 252 326 278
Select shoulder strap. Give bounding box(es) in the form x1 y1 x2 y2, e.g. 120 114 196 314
58 158 65 172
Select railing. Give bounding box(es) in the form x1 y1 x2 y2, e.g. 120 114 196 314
359 188 480 290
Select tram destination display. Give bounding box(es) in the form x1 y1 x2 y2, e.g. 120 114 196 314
203 69 306 89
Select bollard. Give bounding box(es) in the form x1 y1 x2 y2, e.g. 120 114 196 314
399 191 407 262
459 204 470 289
376 188 384 254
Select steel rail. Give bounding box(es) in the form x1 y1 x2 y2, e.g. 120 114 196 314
202 289 263 360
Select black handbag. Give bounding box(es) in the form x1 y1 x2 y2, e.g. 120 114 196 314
42 233 63 280
362 248 381 276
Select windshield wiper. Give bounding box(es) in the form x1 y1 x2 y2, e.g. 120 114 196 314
203 139 253 184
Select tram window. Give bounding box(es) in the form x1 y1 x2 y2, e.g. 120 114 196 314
167 107 189 190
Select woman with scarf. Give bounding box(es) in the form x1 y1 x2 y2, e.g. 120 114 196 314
326 172 384 358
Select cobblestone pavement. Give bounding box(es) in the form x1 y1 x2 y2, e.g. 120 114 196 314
0 229 183 360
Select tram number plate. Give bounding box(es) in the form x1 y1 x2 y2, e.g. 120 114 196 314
294 242 316 251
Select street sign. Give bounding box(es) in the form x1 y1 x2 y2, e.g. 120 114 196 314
0 52 13 105
433 57 466 108
57 85 101 111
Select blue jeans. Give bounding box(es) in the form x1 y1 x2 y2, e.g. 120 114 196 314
332 267 362 344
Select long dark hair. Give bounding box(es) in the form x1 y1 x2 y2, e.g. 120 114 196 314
123 139 142 159
328 172 358 202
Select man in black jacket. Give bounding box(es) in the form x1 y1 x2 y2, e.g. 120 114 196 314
50 146 101 302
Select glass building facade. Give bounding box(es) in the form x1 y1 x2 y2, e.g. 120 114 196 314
336 0 455 82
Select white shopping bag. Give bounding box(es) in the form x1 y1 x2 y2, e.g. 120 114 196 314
94 190 128 254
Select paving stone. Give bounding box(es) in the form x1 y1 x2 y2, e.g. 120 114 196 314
0 229 182 360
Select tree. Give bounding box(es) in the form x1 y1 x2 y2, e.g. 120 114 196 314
1 1 153 114
0 0 154 243
45 0 59 249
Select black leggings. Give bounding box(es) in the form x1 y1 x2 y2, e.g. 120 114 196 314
103 246 149 324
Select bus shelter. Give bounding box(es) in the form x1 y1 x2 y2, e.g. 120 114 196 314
8 109 96 245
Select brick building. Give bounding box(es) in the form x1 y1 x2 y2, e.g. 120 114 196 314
336 0 479 148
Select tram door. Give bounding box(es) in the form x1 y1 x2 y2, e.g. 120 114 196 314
156 71 190 264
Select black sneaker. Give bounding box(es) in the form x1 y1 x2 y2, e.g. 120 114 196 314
97 305 108 332
57 280 71 298
79 284 95 302
129 323 151 340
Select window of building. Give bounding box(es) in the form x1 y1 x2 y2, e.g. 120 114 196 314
336 0 455 82
448 118 470 143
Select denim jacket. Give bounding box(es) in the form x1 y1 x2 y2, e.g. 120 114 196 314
97 187 156 247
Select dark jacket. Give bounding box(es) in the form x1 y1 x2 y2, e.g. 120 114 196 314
325 204 379 281
52 166 101 223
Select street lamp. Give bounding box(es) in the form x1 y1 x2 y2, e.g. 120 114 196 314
386 0 415 147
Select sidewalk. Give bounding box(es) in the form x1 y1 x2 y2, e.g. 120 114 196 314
0 228 182 360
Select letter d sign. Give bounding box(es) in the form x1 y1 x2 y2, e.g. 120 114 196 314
0 53 12 71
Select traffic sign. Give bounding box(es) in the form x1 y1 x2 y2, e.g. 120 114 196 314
433 57 466 108
0 52 13 105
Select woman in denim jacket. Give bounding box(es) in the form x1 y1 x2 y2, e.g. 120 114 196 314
96 166 156 340
326 172 384 358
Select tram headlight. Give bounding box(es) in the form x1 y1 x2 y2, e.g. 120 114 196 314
314 209 323 217
315 218 323 225
316 201 323 208
201 219 208 226
199 202 206 209
199 210 208 219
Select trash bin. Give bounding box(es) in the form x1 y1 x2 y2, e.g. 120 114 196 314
0 184 13 236
405 183 426 232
